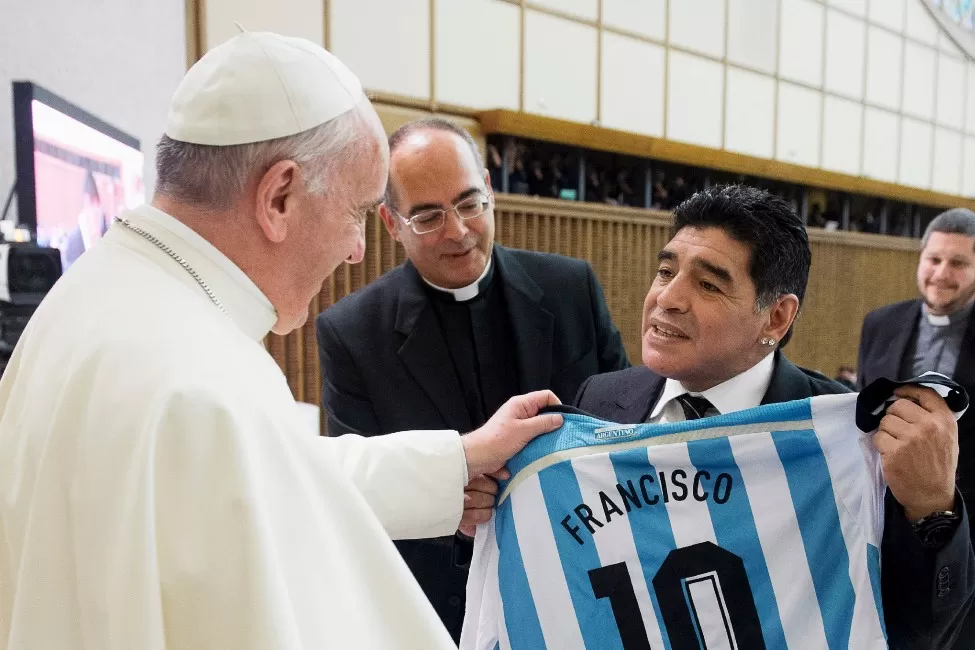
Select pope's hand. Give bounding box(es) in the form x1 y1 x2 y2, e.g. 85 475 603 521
459 472 507 536
461 390 563 482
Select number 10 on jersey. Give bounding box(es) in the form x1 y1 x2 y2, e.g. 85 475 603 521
588 542 766 649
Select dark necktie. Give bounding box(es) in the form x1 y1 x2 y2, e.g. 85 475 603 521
676 394 714 421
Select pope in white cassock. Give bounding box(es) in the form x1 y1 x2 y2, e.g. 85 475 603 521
0 32 564 649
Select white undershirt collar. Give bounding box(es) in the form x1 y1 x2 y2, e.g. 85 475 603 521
924 298 974 327
650 351 776 419
421 256 492 302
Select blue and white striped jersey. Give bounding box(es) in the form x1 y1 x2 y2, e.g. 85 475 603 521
461 394 891 650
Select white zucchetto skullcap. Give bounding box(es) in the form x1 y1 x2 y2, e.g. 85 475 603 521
165 31 363 146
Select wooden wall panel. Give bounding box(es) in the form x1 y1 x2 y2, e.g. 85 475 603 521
491 199 671 366
268 194 920 432
797 232 920 374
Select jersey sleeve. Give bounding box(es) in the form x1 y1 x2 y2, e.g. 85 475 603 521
856 425 887 546
810 393 887 547
460 516 501 650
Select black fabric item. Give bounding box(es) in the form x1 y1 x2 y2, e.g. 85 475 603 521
427 277 518 429
861 310 975 647
899 324 921 384
676 394 715 421
429 298 484 426
452 533 474 568
470 283 518 423
858 297 975 548
856 373 969 432
540 404 595 416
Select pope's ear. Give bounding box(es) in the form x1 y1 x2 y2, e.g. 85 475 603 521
255 160 301 243
379 203 403 242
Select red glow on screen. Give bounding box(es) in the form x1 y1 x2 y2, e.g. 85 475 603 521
31 100 145 270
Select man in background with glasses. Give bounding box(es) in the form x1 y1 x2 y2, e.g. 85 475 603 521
315 118 629 641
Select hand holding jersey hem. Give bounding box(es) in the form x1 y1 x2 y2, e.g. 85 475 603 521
873 385 959 522
460 473 504 536
460 391 563 534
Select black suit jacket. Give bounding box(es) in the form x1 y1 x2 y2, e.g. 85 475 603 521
316 245 629 640
859 298 975 649
576 353 975 650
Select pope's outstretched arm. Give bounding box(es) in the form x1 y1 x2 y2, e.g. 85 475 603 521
317 391 563 540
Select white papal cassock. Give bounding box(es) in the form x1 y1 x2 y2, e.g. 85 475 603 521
0 203 465 649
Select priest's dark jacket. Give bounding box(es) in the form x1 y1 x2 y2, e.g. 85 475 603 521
858 297 975 648
315 244 629 641
574 352 975 650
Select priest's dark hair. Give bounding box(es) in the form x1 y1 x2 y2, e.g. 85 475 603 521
671 184 810 347
384 118 485 211
922 207 975 251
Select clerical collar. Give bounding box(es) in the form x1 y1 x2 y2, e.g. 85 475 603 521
650 351 776 419
421 256 494 302
924 299 974 327
111 204 278 341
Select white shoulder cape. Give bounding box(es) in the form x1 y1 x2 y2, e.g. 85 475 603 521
0 207 464 649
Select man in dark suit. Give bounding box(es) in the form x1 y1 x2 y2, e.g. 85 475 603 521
572 185 974 649
859 207 975 648
316 118 628 641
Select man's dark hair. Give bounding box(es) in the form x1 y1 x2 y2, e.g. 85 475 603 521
384 118 484 211
922 207 975 251
671 184 811 347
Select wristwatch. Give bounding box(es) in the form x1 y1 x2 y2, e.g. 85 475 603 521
911 510 962 550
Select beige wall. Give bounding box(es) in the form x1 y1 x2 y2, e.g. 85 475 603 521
199 0 975 201
372 103 485 153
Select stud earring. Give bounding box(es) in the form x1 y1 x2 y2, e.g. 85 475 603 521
764 337 777 347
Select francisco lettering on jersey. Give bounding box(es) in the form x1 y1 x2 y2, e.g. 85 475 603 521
561 470 733 546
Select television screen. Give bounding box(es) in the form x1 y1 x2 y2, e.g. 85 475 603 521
12 82 145 271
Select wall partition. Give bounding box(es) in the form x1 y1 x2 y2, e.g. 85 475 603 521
198 0 975 201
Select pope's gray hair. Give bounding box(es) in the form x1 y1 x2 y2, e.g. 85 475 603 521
154 100 377 209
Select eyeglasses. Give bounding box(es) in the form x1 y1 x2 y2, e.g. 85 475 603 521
395 193 492 235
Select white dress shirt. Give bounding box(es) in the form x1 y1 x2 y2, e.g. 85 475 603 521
648 352 776 422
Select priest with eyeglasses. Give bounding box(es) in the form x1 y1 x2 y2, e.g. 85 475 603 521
315 118 630 641
0 32 568 649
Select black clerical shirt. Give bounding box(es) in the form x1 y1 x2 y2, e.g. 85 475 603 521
423 260 519 428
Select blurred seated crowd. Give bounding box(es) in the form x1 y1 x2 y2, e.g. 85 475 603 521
487 135 943 239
